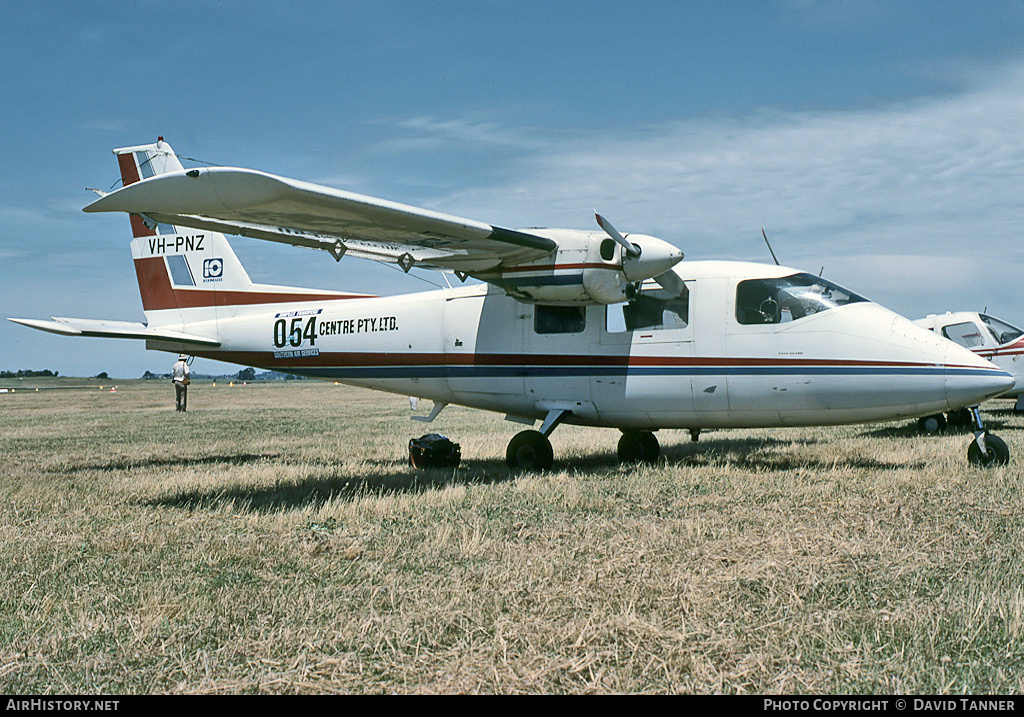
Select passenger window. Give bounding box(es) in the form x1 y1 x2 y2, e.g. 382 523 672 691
535 305 586 334
942 322 986 348
606 283 689 333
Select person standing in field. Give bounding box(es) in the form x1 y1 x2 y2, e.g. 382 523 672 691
172 354 191 412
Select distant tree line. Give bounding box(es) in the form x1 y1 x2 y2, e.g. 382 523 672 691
139 367 306 381
3 368 305 380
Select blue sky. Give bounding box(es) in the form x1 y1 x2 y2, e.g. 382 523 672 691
3 1 1024 378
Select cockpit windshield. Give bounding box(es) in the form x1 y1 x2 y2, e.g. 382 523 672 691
736 273 867 325
980 314 1024 346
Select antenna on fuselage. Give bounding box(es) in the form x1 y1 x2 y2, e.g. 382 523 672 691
763 228 826 276
762 228 780 266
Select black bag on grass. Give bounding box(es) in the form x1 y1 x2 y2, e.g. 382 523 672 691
409 433 461 468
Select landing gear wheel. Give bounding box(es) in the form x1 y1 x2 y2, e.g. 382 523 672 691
918 413 946 434
506 430 554 471
617 431 660 463
967 434 1009 467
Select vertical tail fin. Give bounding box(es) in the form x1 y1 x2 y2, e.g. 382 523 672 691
115 139 258 327
116 139 369 331
114 138 186 239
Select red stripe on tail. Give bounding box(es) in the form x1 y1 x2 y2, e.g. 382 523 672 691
117 152 155 238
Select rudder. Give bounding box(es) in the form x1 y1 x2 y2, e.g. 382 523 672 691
114 138 186 239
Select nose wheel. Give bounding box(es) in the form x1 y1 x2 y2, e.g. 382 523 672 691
966 406 1010 467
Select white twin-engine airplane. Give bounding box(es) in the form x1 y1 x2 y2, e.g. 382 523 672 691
9 139 1015 468
913 312 1024 425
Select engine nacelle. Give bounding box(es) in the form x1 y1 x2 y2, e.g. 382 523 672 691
475 228 683 305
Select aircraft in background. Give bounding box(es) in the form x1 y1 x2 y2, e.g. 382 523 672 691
912 311 1024 432
9 140 1015 467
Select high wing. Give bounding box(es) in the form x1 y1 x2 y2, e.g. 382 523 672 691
8 317 221 346
84 167 556 274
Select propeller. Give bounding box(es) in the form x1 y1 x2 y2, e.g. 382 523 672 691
595 213 640 257
595 212 685 296
652 267 686 297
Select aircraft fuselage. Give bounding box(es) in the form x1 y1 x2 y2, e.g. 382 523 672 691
167 261 1010 432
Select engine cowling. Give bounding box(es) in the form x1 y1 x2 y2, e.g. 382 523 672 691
474 228 684 305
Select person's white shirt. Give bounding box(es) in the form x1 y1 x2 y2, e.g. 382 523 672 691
172 360 190 384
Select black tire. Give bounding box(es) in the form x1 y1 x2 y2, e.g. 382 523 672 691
639 431 661 462
967 434 1010 467
506 430 554 471
618 431 660 463
918 414 946 434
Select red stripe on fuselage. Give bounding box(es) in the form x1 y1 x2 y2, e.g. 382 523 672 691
977 336 1024 359
133 256 372 311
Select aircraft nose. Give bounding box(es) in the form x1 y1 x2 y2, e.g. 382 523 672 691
943 341 1015 409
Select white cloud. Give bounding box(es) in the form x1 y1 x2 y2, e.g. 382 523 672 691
419 62 1021 230
386 60 1024 320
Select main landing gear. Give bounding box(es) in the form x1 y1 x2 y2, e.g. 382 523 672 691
917 409 973 434
617 430 661 463
504 410 663 471
505 409 565 471
505 430 555 471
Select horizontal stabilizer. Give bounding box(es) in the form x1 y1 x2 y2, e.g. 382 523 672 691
7 317 221 347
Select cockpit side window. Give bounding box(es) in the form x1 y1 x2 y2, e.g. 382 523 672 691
942 322 986 348
735 273 866 325
606 283 690 333
979 314 1024 346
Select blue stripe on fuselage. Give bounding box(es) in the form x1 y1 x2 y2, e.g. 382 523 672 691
274 364 1001 381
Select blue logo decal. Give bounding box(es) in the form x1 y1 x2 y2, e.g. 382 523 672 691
203 258 224 279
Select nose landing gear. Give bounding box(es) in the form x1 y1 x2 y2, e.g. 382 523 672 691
966 406 1010 467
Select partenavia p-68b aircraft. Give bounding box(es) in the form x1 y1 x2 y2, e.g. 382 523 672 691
9 139 1015 467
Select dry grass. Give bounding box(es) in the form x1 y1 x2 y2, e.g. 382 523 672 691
1 377 1022 694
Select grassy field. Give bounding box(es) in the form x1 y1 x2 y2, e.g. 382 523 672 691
1 377 1022 694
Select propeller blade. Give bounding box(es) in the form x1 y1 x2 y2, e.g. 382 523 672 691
654 270 686 297
595 212 640 257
